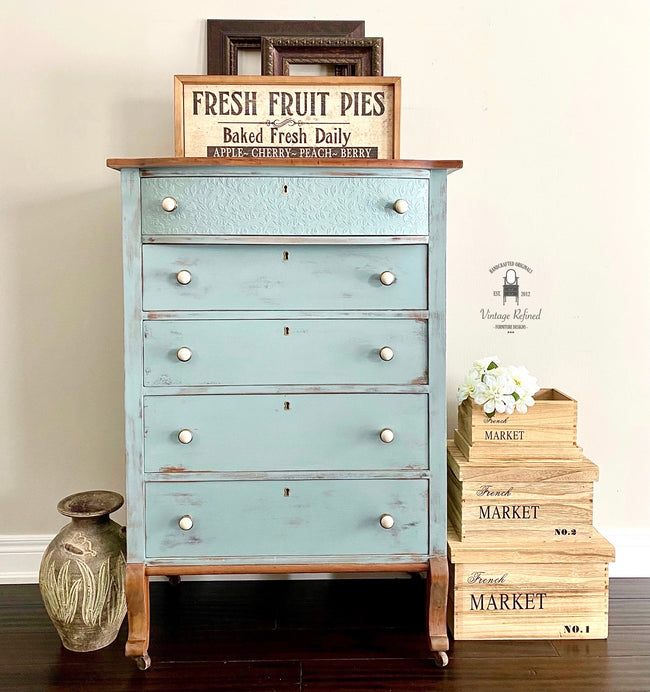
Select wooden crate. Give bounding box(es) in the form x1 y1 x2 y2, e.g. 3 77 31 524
456 388 582 461
447 524 615 640
448 443 597 542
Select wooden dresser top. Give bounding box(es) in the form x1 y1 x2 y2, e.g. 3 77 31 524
106 157 463 171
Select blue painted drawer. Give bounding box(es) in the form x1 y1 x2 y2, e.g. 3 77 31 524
142 244 427 311
141 176 429 236
143 394 428 472
143 319 428 386
145 479 428 558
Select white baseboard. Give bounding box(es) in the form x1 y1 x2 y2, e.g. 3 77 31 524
1 530 648 584
600 528 650 578
0 535 53 584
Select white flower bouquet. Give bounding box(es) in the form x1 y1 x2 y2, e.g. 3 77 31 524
457 357 540 417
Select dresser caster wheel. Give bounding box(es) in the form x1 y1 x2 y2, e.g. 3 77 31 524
432 651 448 668
135 654 151 670
168 575 181 586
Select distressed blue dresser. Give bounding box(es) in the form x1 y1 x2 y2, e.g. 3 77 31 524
108 157 462 669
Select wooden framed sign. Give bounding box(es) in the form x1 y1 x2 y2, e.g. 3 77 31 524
174 75 400 159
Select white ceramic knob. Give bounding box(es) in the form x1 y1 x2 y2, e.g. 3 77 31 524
380 428 395 443
379 271 396 286
178 429 193 444
178 515 193 530
176 270 192 285
379 513 395 529
176 347 192 362
162 196 178 212
392 199 408 214
379 346 394 361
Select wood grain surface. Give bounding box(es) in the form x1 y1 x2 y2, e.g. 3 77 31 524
447 461 595 542
458 389 578 444
0 578 647 691
107 157 463 170
447 442 599 483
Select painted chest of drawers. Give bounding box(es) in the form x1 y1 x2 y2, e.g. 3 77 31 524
108 156 462 669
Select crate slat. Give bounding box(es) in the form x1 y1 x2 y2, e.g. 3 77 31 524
452 562 608 592
447 523 615 563
447 443 599 482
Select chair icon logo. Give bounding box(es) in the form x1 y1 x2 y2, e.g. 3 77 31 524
502 268 519 305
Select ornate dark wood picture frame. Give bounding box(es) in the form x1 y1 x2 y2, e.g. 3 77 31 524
261 37 383 76
207 20 365 75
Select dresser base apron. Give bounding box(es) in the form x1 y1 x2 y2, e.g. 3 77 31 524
125 557 449 667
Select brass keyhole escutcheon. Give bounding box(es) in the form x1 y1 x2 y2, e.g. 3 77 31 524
283 251 289 261
282 184 289 194
284 488 291 497
284 401 291 410
284 326 290 336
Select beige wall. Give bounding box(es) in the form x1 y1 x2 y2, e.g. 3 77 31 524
1 2 648 545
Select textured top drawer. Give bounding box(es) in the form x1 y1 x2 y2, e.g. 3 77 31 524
142 244 427 311
141 176 429 235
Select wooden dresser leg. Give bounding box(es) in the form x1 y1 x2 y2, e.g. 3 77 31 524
427 555 450 660
125 563 151 669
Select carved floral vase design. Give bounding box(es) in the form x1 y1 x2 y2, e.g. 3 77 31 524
39 491 127 651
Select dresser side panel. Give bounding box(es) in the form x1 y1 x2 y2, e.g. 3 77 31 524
121 168 145 563
428 171 448 555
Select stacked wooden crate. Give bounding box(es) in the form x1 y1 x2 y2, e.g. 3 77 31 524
447 389 615 640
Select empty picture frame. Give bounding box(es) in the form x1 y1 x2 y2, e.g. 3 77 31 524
207 20 365 75
261 37 384 76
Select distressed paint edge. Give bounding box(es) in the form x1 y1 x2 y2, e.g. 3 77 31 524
428 170 448 555
138 166 435 179
142 235 430 244
142 310 429 321
144 470 430 482
140 384 430 395
121 168 145 563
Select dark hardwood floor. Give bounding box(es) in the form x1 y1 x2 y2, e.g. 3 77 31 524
1 577 648 692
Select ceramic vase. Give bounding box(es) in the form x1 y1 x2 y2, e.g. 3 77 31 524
39 490 127 651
